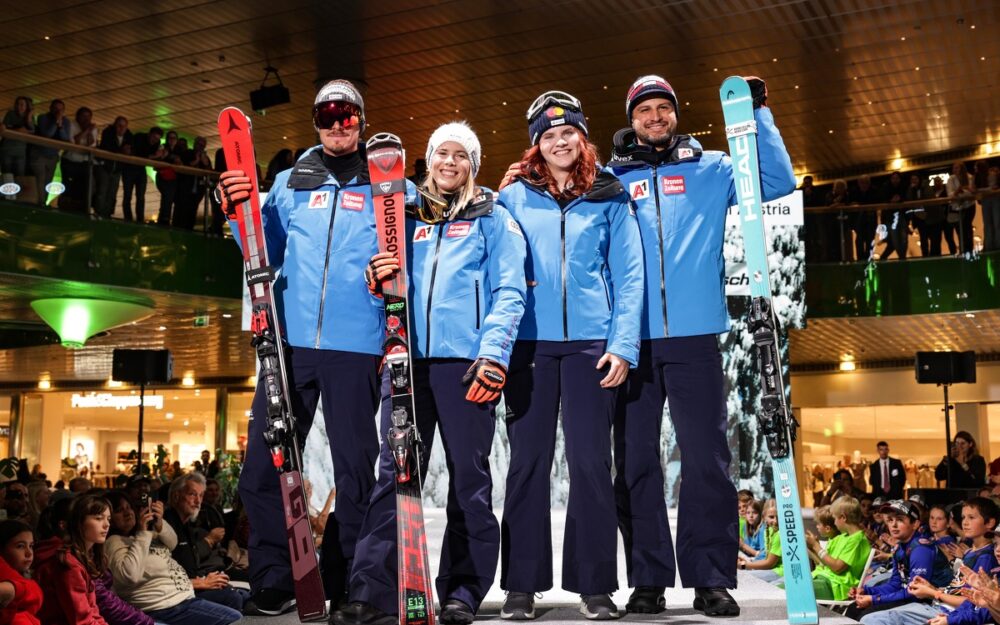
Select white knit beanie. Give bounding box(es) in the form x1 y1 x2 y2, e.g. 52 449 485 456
425 121 481 177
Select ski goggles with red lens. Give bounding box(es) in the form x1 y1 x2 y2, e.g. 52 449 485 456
526 90 582 121
312 101 363 130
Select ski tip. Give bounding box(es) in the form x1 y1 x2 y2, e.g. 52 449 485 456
719 76 751 102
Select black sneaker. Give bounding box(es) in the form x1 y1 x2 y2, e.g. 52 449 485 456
330 602 397 625
500 592 536 620
243 588 296 616
692 587 740 617
579 594 619 620
626 586 666 614
440 599 475 625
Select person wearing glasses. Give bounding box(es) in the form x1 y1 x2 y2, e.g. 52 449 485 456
215 80 416 617
495 91 643 621
606 74 795 617
335 121 526 625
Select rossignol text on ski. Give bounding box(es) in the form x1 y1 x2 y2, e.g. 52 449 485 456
366 132 436 625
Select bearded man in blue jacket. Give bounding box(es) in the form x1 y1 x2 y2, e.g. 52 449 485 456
607 74 795 617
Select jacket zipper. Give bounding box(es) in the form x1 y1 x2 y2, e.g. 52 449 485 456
474 279 481 330
424 224 445 354
561 208 568 341
315 187 341 348
651 165 669 337
600 271 611 310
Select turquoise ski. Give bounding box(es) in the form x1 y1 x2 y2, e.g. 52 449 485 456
720 76 818 625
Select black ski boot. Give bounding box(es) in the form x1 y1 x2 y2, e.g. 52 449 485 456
626 586 666 614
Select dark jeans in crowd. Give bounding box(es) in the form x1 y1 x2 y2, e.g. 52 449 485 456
0 150 26 176
145 597 241 625
880 211 908 260
59 158 92 214
122 166 148 222
94 166 121 218
29 154 59 206
942 221 959 255
984 196 1000 251
172 191 200 230
156 177 177 225
921 221 944 256
853 214 877 261
958 205 976 254
209 194 226 235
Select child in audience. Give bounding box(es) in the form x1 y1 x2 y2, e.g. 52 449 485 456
98 492 155 625
737 489 754 546
806 497 871 600
741 498 782 583
35 494 111 625
0 519 42 625
739 500 766 561
858 498 1000 624
846 500 952 620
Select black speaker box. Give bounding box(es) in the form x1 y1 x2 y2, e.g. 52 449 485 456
250 84 290 111
112 349 173 384
915 351 976 385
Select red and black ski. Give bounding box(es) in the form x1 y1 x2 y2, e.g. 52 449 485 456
366 132 436 625
217 107 327 622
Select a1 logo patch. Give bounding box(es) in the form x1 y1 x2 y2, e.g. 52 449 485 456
308 191 330 209
340 191 364 211
446 222 471 238
629 179 650 201
661 176 686 195
413 225 433 242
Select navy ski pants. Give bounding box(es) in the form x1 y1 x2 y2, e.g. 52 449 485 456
500 340 619 595
349 359 499 615
614 335 738 589
239 346 381 599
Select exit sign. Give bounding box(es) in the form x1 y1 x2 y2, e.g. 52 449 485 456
193 315 210 328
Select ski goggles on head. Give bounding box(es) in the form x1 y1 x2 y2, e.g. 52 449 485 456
526 90 582 122
312 100 363 130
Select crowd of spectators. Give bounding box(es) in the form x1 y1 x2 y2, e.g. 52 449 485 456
0 96 228 232
803 157 1000 262
0 452 253 625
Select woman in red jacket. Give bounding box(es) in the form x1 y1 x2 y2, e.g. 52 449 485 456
36 494 111 625
0 519 42 625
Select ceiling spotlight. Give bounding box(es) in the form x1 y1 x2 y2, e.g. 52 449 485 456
182 375 195 387
38 379 51 390
839 361 856 372
183 419 190 427
165 412 174 420
222 313 232 319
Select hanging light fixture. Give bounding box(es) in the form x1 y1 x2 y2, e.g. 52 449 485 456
30 298 155 348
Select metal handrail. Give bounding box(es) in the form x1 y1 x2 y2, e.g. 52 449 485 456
804 188 1000 215
0 127 219 177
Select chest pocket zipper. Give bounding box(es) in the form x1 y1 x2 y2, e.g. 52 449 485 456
474 279 481 330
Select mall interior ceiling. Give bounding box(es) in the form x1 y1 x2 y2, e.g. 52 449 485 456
1 0 998 385
2 0 997 184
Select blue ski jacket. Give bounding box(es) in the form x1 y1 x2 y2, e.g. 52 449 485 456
231 145 417 355
405 189 527 368
497 171 644 366
606 106 795 339
864 534 952 605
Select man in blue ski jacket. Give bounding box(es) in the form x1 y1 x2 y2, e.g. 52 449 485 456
607 74 795 617
216 79 416 617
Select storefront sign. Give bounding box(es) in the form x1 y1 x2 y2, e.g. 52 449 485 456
71 393 164 410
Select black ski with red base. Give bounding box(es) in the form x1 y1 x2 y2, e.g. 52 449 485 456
217 107 327 622
366 132 436 625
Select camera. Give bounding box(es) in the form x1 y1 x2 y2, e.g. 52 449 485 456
138 493 155 531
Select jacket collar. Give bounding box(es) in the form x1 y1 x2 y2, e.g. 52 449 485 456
608 128 703 168
286 144 370 190
517 169 625 203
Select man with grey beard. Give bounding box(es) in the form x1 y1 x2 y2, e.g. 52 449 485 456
164 472 249 611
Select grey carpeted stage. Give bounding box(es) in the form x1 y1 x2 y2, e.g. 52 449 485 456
238 509 856 624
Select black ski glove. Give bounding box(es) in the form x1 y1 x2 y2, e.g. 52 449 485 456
744 76 768 109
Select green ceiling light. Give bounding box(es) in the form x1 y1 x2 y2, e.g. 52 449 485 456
30 298 155 348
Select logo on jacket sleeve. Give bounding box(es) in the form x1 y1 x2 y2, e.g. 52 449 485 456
678 147 694 159
628 179 650 201
413 225 433 242
661 176 686 195
340 191 365 211
309 191 330 208
446 222 471 238
507 218 523 237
